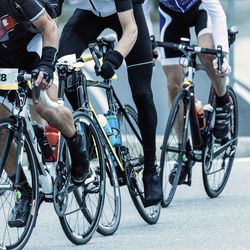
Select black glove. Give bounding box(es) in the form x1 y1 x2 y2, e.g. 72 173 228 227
100 50 123 79
38 46 57 84
38 65 54 84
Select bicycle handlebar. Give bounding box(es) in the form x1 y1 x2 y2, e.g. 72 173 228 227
153 40 224 74
18 71 58 110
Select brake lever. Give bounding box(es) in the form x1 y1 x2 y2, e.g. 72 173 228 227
32 69 40 104
216 45 223 74
88 43 102 75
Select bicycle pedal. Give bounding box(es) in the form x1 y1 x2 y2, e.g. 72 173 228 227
84 174 95 185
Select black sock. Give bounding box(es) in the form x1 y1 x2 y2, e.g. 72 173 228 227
144 148 156 169
216 92 230 107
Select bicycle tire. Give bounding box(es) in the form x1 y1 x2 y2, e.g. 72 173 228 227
160 90 188 208
58 112 105 245
118 104 161 224
202 86 238 198
0 118 39 249
97 141 121 236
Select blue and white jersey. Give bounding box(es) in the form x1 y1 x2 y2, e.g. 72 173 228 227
159 0 200 13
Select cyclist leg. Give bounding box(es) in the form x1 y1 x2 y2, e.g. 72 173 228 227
197 20 231 139
26 33 90 187
58 9 105 110
159 3 195 184
108 4 162 206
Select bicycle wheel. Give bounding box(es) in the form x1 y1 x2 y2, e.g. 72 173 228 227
118 104 161 224
160 91 188 207
202 86 238 198
0 118 39 249
97 141 121 236
58 112 105 245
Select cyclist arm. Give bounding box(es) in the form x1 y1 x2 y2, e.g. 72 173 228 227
114 1 138 58
202 0 230 77
202 0 229 54
32 12 58 49
32 13 59 89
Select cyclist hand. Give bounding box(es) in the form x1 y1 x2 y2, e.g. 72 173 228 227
36 65 54 90
100 50 123 79
213 57 231 78
152 48 160 66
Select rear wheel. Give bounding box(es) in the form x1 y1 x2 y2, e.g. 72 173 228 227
58 112 105 245
160 91 188 207
0 118 39 249
202 86 238 197
118 105 161 224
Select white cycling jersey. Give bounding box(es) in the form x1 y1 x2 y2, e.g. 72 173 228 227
69 0 116 17
143 0 229 53
68 0 116 17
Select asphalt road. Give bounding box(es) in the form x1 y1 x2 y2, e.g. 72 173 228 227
24 157 250 250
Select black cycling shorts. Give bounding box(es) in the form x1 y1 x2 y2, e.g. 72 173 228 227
159 1 212 65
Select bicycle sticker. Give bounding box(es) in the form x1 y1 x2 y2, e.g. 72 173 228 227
0 68 18 90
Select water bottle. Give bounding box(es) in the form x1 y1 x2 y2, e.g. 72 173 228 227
202 104 214 136
45 124 59 162
105 111 121 146
32 122 53 160
195 99 206 132
97 114 116 146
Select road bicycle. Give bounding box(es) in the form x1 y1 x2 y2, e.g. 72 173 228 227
153 27 239 207
0 69 105 249
57 34 161 236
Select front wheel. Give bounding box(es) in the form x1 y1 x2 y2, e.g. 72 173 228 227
202 86 238 198
97 141 121 236
58 112 105 245
160 91 188 207
0 118 39 249
118 105 161 224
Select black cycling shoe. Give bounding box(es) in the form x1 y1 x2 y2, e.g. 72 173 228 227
8 182 32 228
66 131 91 187
214 99 232 139
143 165 163 208
169 161 189 185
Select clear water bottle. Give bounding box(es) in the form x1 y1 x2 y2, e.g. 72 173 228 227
97 114 116 146
195 99 206 131
105 111 121 146
202 104 214 136
32 122 53 160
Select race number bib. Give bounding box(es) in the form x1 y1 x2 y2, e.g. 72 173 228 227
0 68 18 90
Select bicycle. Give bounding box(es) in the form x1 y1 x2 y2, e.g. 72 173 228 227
153 26 239 207
57 34 161 235
0 69 105 249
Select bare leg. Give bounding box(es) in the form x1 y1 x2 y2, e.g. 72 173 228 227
33 84 76 138
0 104 17 177
198 33 227 97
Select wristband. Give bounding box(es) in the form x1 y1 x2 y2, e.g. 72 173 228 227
105 50 123 70
39 46 58 71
